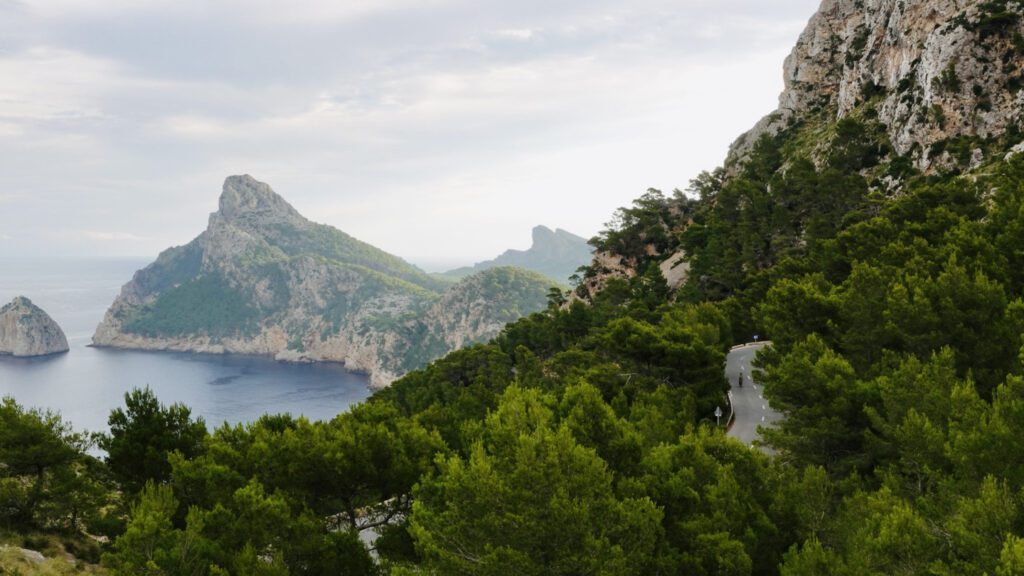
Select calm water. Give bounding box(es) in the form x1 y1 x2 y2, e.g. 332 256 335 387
0 259 372 434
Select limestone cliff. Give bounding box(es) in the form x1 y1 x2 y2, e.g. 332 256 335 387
93 175 555 388
730 0 1024 174
0 297 69 357
424 266 552 350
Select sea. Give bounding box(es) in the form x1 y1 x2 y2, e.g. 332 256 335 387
0 258 372 435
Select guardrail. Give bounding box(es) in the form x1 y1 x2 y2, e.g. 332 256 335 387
729 340 773 351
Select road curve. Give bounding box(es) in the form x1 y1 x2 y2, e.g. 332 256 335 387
725 343 783 449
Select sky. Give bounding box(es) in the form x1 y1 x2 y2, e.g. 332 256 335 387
0 0 821 271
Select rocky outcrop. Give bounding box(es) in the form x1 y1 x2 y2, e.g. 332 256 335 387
730 0 1024 173
0 297 69 357
424 267 553 350
572 250 638 302
659 250 690 291
442 225 592 284
93 175 553 388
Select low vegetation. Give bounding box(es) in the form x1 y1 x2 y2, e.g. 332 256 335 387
123 274 261 339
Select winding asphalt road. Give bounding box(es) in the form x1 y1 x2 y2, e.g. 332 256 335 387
725 343 783 449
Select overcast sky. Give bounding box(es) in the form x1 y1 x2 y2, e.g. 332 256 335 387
0 0 820 270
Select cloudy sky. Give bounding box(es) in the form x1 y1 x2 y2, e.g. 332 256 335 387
0 0 820 270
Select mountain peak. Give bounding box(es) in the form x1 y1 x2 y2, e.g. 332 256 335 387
442 225 591 283
530 225 587 248
531 225 556 245
8 296 33 309
218 175 301 222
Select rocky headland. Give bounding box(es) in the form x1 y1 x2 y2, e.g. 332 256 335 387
93 175 554 388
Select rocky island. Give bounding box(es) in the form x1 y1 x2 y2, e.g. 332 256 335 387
93 175 555 388
0 297 69 357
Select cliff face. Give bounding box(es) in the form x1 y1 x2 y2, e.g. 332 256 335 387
424 266 552 350
442 225 592 284
731 0 1024 173
0 297 69 357
93 175 554 388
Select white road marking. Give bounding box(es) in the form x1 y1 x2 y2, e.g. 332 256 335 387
761 416 765 422
762 404 766 410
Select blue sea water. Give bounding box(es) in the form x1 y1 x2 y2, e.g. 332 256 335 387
0 258 372 434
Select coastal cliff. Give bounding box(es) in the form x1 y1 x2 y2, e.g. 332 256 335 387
93 175 553 388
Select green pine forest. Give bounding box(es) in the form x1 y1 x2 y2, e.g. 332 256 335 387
10 45 1024 576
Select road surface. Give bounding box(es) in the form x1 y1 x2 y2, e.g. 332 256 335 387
725 343 783 449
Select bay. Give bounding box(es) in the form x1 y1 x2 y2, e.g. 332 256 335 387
0 258 372 434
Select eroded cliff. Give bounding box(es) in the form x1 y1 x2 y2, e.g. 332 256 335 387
731 0 1024 174
93 175 554 388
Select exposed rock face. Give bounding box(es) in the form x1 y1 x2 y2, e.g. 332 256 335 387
730 0 1024 172
424 266 552 350
93 175 553 388
442 225 592 284
658 250 690 291
575 250 637 300
0 297 69 357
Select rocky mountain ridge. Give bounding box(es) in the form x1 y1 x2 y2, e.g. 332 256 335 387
93 176 553 388
731 0 1024 174
0 297 69 357
441 225 592 284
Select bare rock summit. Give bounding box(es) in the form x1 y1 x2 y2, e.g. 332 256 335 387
0 297 70 357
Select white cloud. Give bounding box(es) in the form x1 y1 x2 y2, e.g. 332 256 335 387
0 122 22 137
160 115 231 138
18 0 463 24
232 0 463 25
0 0 822 260
82 231 147 241
0 47 113 122
493 28 537 41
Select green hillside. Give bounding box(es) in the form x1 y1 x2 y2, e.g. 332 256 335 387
16 1 1024 574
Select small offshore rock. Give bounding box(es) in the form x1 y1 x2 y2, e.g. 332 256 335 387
0 296 70 357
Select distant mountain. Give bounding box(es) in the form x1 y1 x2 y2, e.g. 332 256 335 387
441 225 592 284
93 175 555 388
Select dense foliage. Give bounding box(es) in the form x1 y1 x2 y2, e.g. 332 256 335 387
8 79 1024 576
605 112 1024 573
99 388 207 493
123 273 261 339
0 263 760 573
